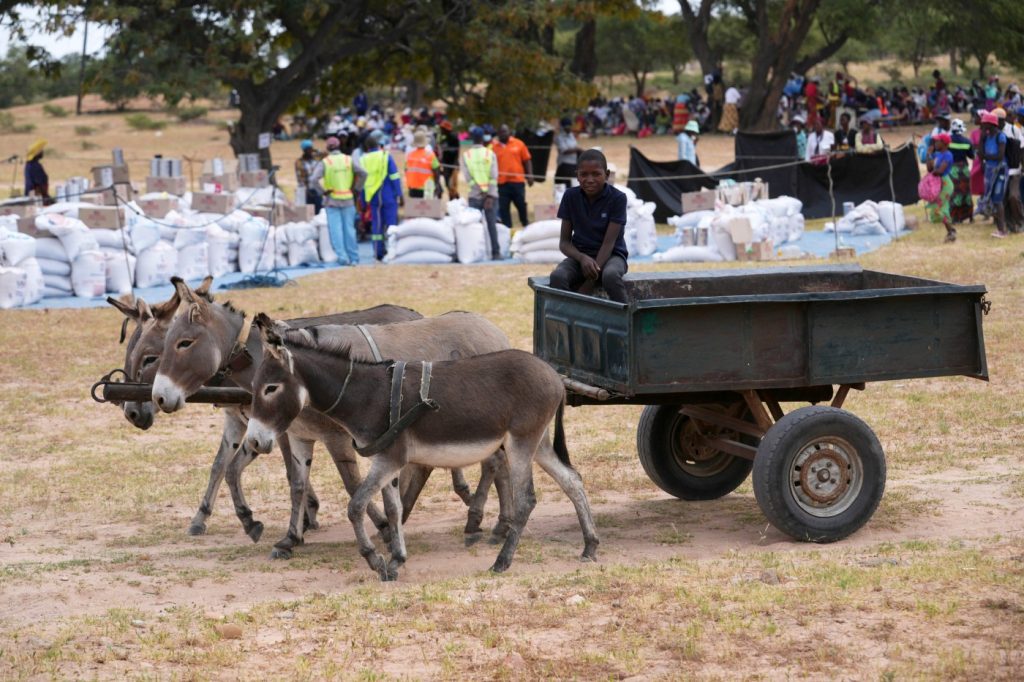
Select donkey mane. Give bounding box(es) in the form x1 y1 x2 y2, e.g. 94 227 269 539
280 328 393 368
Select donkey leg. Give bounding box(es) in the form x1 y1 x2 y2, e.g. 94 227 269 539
281 440 320 532
324 436 392 543
382 477 407 580
225 441 264 543
490 440 538 574
450 468 473 506
271 437 314 559
464 458 495 540
349 456 405 582
487 449 516 545
535 433 599 562
398 464 433 524
188 427 233 536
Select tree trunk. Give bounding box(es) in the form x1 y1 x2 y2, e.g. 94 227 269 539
672 64 682 85
975 51 988 79
229 84 276 169
633 70 647 99
679 0 717 81
570 19 597 82
949 48 957 76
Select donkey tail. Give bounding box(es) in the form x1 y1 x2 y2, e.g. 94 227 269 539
553 397 572 468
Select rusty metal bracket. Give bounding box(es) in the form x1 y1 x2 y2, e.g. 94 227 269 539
681 405 767 439
90 368 128 404
741 389 775 432
693 434 757 461
757 390 785 421
980 296 992 315
831 382 865 409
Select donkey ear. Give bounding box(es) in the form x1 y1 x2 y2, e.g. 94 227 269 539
150 289 181 320
171 276 199 305
195 275 215 301
107 296 140 320
138 299 155 322
254 313 284 349
186 301 206 326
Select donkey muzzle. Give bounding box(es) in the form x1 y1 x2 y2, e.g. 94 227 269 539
152 373 185 413
245 419 276 454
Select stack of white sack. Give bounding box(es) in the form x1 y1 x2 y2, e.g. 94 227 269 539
384 218 455 264
311 210 337 262
130 192 191 215
92 228 136 295
234 186 286 210
283 222 322 266
445 200 510 263
826 200 905 235
172 226 210 281
39 201 99 220
613 184 659 256
40 214 106 298
0 226 43 307
206 224 240 278
238 218 288 273
511 220 563 263
125 216 176 288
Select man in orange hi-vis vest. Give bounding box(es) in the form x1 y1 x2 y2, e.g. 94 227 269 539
404 129 442 198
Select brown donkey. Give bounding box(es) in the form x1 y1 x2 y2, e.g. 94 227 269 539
245 313 599 581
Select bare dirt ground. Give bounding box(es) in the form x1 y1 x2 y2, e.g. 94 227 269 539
1 103 1022 680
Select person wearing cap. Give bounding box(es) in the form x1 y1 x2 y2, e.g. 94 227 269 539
437 119 460 200
926 133 957 242
676 120 701 166
294 139 324 214
929 111 951 141
312 136 366 266
404 130 442 199
361 130 403 260
790 116 807 159
947 118 975 224
854 117 884 154
977 111 1008 237
24 139 51 203
554 117 581 188
998 107 1023 231
461 126 500 260
493 124 533 228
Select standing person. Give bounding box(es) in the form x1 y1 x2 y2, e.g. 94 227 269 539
948 118 975 224
353 91 368 117
677 120 701 166
805 77 821 130
437 120 461 200
671 94 690 134
718 84 741 134
969 110 986 198
404 130 442 199
461 126 501 260
790 116 807 159
493 124 533 228
361 130 403 260
998 107 1023 231
926 133 957 242
312 136 365 266
554 117 582 188
548 149 629 303
294 139 324 214
977 112 1008 237
23 139 51 203
805 118 834 164
827 72 843 128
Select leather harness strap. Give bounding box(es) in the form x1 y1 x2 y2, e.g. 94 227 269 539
355 360 439 457
356 325 383 362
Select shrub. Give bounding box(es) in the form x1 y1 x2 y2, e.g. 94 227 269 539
124 113 167 131
0 111 35 134
173 105 208 122
74 125 97 136
42 103 69 118
80 140 100 150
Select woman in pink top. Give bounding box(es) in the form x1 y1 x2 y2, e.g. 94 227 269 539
970 116 985 197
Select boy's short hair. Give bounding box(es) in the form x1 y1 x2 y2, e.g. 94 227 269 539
577 148 608 171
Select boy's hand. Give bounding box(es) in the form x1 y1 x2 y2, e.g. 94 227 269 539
580 255 600 280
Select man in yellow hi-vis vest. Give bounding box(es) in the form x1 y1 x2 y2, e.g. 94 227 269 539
361 130 403 261
460 126 501 260
312 136 366 265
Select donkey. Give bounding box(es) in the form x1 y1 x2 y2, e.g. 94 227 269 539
109 280 425 548
245 313 600 581
151 279 514 556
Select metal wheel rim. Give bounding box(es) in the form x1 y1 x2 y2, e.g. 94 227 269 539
788 436 864 517
670 410 736 478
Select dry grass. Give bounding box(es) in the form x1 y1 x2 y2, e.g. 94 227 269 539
1 101 1023 680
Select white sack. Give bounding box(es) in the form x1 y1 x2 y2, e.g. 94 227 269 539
42 273 72 292
208 238 239 278
517 249 565 264
876 201 905 233
515 236 561 255
129 219 163 254
36 257 72 276
318 223 337 262
176 242 210 280
103 251 136 295
516 220 562 244
19 258 43 305
393 235 455 257
34 238 68 262
135 241 178 289
0 230 36 265
173 227 208 249
0 267 28 309
388 219 455 243
47 220 99 262
284 222 318 244
91 228 133 251
287 240 321 267
71 249 106 298
385 250 453 264
653 246 724 263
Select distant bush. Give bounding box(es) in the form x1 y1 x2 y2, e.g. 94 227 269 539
0 111 36 134
42 103 69 118
74 125 97 136
80 140 100 150
125 113 167 131
173 105 208 122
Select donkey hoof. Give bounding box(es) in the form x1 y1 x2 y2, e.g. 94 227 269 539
303 517 320 532
488 560 511 574
487 530 507 546
247 521 264 543
464 531 484 548
581 541 599 563
187 522 207 536
270 546 293 560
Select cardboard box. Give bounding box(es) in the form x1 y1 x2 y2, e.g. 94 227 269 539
717 184 748 207
137 196 176 218
533 203 559 222
16 215 43 236
239 170 269 188
78 206 125 229
191 191 235 215
0 202 38 219
726 217 753 245
246 206 274 223
735 239 774 262
94 186 134 207
831 246 857 259
275 203 315 224
199 173 239 192
146 176 188 196
404 198 446 219
681 189 716 213
91 164 131 187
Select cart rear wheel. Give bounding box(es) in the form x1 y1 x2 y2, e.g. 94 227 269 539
752 406 885 543
636 403 753 501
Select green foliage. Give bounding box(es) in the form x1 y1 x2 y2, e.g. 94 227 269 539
0 111 35 134
41 102 68 117
124 113 166 131
172 105 208 122
80 140 99 150
595 10 680 96
73 124 97 136
0 46 100 109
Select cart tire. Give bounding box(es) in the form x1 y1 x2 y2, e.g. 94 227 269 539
752 406 885 543
636 404 753 501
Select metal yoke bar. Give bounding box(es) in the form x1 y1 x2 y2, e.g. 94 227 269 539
680 405 767 439
99 382 252 405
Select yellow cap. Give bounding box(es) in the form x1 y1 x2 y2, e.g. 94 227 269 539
26 139 47 159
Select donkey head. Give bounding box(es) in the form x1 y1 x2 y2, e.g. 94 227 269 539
246 313 308 454
152 277 229 413
107 279 210 428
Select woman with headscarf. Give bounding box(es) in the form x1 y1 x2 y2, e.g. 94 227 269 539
718 85 741 134
24 139 51 204
947 118 975 224
977 112 1008 237
926 133 957 242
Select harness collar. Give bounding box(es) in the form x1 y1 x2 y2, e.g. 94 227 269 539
354 360 439 457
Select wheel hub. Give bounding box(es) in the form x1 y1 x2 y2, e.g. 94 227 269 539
799 450 849 504
790 437 864 517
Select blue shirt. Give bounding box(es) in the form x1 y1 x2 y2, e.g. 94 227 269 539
984 132 1007 167
557 183 628 260
677 133 696 164
932 150 953 177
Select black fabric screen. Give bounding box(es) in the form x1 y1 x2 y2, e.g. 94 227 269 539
518 129 552 184
626 147 717 222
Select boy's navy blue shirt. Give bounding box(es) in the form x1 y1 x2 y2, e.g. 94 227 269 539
556 183 629 260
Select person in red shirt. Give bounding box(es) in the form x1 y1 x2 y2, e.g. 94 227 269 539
805 77 821 129
492 124 534 228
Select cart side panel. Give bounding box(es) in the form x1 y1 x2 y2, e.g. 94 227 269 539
634 302 808 391
808 293 987 383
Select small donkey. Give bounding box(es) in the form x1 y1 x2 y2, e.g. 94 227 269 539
245 313 599 581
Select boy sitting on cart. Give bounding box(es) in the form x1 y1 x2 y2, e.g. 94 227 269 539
548 149 629 303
